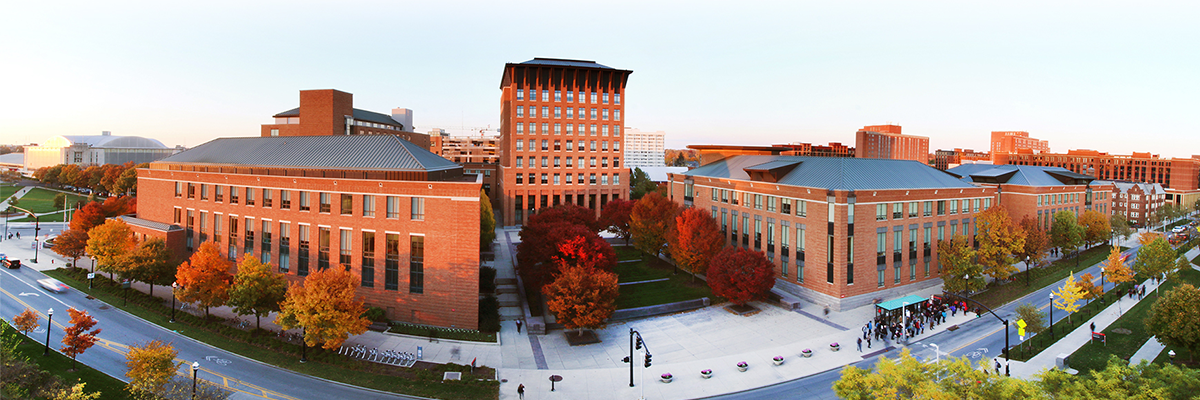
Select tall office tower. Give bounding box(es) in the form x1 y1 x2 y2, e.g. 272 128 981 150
624 128 666 169
854 124 929 162
498 58 633 226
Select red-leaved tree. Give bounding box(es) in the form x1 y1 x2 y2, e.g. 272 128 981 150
527 203 600 232
707 247 776 306
61 307 101 371
630 192 680 260
668 208 725 282
518 222 608 287
599 198 635 245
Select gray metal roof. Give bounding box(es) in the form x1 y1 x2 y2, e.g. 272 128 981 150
1094 180 1164 194
686 155 977 190
116 215 182 232
519 58 615 70
744 160 802 171
948 164 1095 186
158 135 460 172
272 107 403 128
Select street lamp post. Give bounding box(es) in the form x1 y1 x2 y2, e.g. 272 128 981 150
939 292 1011 376
1169 350 1177 364
300 327 307 363
11 205 40 263
1049 293 1055 340
43 308 53 356
191 361 200 399
1100 267 1106 304
170 282 178 323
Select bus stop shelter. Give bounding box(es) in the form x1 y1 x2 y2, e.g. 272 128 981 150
875 294 928 318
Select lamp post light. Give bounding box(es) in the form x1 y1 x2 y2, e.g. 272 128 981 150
43 308 53 356
11 205 39 263
1169 350 1176 364
170 282 178 323
191 361 200 399
300 327 307 363
1049 293 1055 340
1100 267 1107 304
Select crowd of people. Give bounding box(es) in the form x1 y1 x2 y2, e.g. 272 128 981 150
862 297 980 347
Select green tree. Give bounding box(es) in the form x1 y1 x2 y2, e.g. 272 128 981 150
1134 237 1176 283
1144 284 1200 362
937 234 985 293
1015 303 1046 348
1110 214 1134 246
479 190 496 251
629 167 657 200
1050 211 1085 265
123 237 175 297
835 348 1046 399
1037 357 1200 399
976 204 1025 280
53 192 66 209
227 255 288 330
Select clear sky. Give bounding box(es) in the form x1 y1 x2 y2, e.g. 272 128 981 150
2 1 1197 158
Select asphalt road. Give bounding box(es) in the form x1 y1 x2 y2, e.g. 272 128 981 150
1 264 415 400
707 246 1140 399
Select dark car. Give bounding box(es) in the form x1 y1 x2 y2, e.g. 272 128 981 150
3 259 18 269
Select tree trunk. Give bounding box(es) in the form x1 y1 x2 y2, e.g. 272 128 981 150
256 315 261 330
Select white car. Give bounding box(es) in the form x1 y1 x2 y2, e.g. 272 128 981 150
38 278 68 293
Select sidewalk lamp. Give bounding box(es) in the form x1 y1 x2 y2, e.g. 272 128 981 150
1049 293 1055 340
191 361 200 399
43 308 53 356
10 205 39 264
1169 350 1176 364
170 282 179 323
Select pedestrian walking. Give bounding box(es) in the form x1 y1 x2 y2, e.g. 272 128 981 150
516 319 523 333
994 359 1001 375
1090 322 1095 333
857 337 863 352
866 336 872 349
863 324 869 339
517 383 525 399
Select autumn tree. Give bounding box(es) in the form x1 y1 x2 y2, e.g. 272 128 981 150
1017 216 1050 285
61 308 101 371
706 246 775 306
123 237 175 297
59 165 82 189
276 267 370 350
1144 284 1200 362
835 349 1045 399
517 221 613 287
1052 272 1085 324
1134 237 1176 281
1104 246 1135 288
479 190 496 251
86 219 136 279
629 192 679 260
938 234 986 294
668 208 725 282
599 198 635 244
542 262 619 337
1110 214 1135 246
1039 357 1200 399
175 242 234 318
101 195 136 217
227 255 288 330
1015 303 1046 346
70 202 107 233
1050 211 1085 263
1139 232 1164 246
528 203 599 231
13 308 39 336
52 228 89 269
1078 210 1111 249
125 339 179 395
1076 273 1101 304
51 382 102 400
975 204 1026 281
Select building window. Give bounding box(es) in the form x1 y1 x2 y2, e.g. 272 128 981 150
340 194 353 215
554 90 561 102
319 193 331 213
542 90 549 102
200 184 209 200
411 197 425 220
566 91 574 102
516 174 524 184
339 229 352 271
278 222 289 273
362 195 375 217
590 92 597 103
554 107 561 118
541 107 548 118
923 201 932 217
317 227 330 271
950 199 958 214
613 174 620 186
187 183 195 199
615 93 621 104
270 129 279 136
797 200 807 217
909 202 918 218
410 236 425 294
299 191 309 211
175 182 182 198
516 123 524 134
262 189 272 208
246 187 256 206
298 225 310 276
385 233 399 290
541 173 549 184
244 217 254 257
516 89 524 101
361 231 375 287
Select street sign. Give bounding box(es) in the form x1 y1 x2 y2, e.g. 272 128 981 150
87 273 95 279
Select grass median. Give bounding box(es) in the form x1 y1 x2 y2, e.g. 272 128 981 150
973 245 1117 310
42 267 500 400
4 321 132 400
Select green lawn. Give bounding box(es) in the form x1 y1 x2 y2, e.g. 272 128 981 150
1069 268 1200 373
613 259 672 283
10 187 96 214
10 210 69 222
4 322 133 400
43 268 499 400
613 245 641 261
973 245 1117 309
0 184 20 200
614 256 715 309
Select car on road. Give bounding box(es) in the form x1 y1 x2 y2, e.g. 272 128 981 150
38 278 68 293
3 258 18 269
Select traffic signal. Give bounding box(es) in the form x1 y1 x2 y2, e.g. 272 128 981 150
622 356 630 363
635 337 643 350
644 354 652 368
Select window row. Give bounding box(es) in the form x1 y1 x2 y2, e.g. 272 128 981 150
708 188 809 217
873 198 989 221
514 156 620 169
175 183 425 220
515 89 620 105
514 106 621 121
1037 192 1080 207
514 173 620 186
515 138 620 152
514 123 621 137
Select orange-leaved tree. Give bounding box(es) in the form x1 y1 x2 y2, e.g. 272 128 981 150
1016 216 1049 281
599 198 636 245
52 228 90 269
125 339 179 395
1139 232 1163 246
668 207 725 282
976 204 1025 281
1076 273 1101 304
13 308 39 336
1104 246 1135 287
706 246 776 306
542 250 620 337
276 267 370 350
630 192 679 260
69 201 107 233
124 237 175 297
1078 210 1111 250
85 218 136 279
175 242 234 318
228 255 288 330
61 307 101 371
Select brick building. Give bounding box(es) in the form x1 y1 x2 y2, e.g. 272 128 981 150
670 149 995 311
497 58 632 226
932 148 991 171
854 125 929 162
260 89 430 150
135 135 482 329
775 142 855 158
1095 181 1165 227
427 130 501 203
994 149 1200 208
948 164 1112 230
989 131 1049 163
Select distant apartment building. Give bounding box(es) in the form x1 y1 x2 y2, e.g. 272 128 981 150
933 148 991 171
428 129 501 203
990 131 1049 163
1095 181 1166 227
854 125 929 162
260 89 430 149
775 142 854 158
23 131 180 170
497 58 632 226
623 128 666 169
671 145 996 311
949 164 1112 230
994 149 1200 208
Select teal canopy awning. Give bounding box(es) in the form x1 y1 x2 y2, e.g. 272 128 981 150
876 295 928 311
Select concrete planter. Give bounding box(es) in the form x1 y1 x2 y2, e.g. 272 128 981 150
801 349 813 358
700 369 713 379
736 362 748 372
772 356 785 366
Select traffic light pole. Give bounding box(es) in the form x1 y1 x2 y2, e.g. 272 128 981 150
623 328 651 388
627 328 634 387
941 291 1010 376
